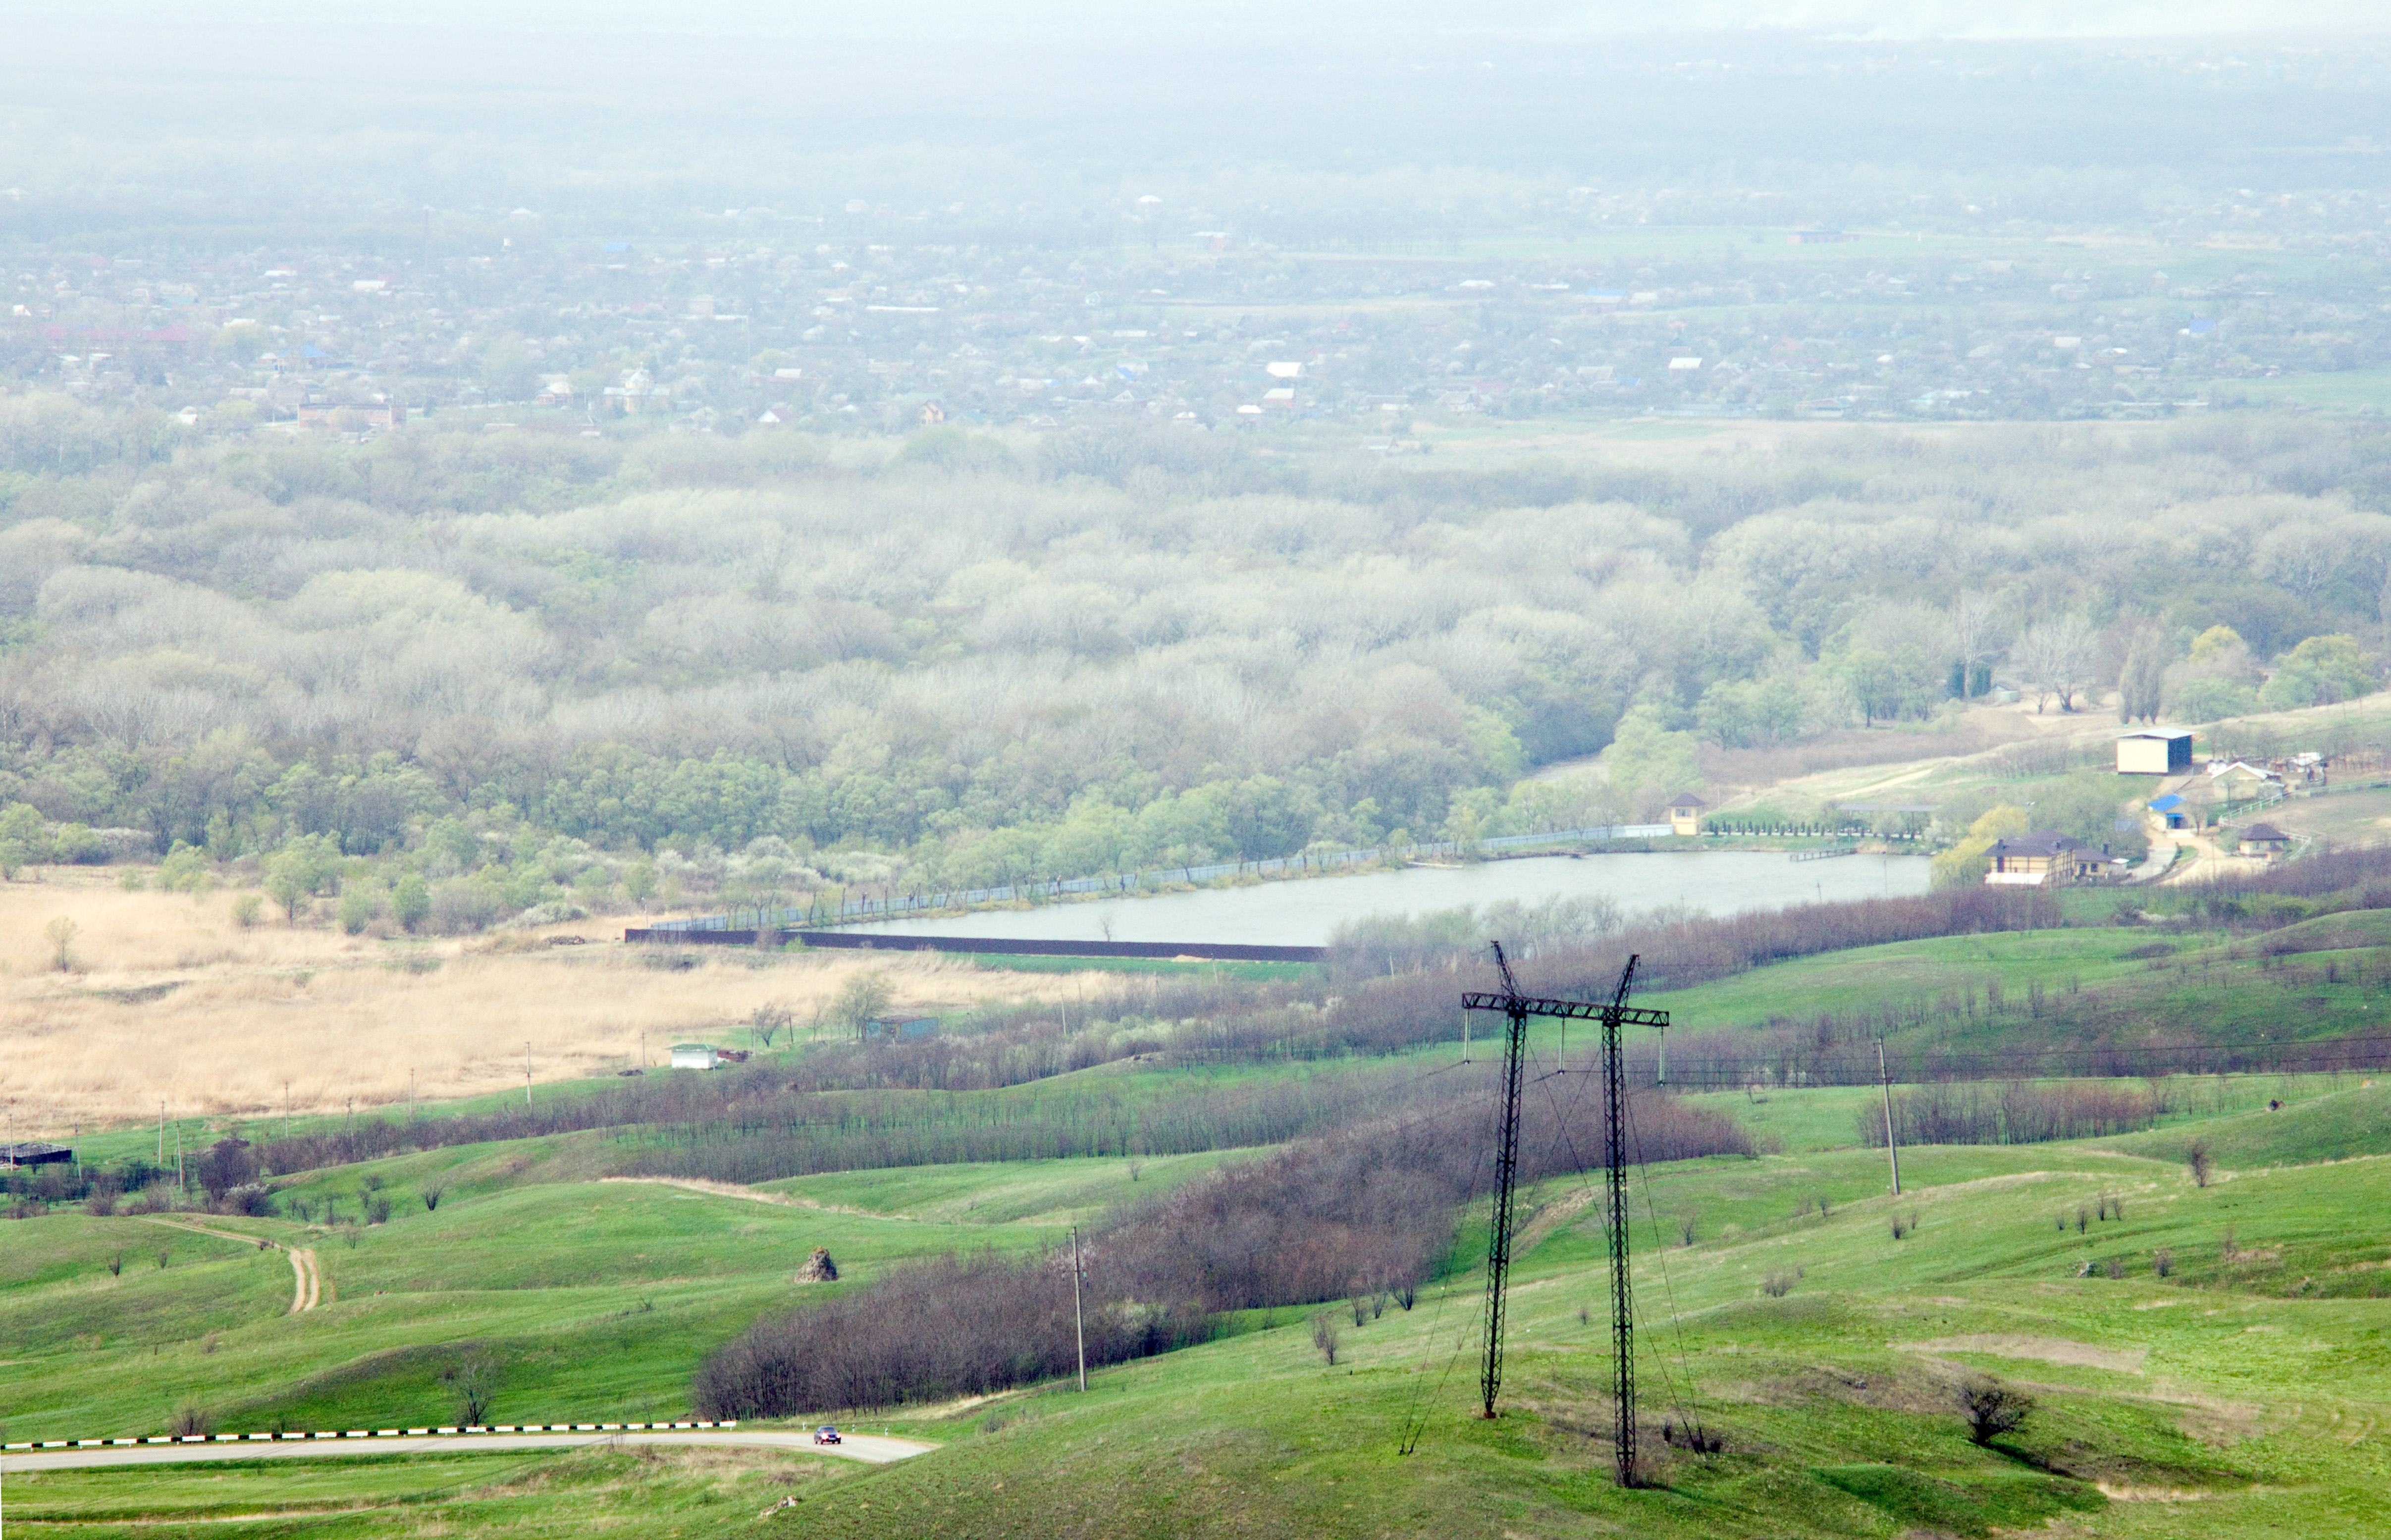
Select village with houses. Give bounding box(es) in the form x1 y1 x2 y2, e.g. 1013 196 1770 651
3 179 2387 441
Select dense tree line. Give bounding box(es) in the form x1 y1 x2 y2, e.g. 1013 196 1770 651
1859 1081 2162 1146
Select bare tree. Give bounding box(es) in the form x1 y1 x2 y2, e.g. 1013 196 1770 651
1957 1378 2035 1445
830 971 895 1042
2185 1140 2212 1189
2012 615 2097 714
445 1355 502 1427
749 1001 794 1049
1946 592 2008 699
1310 1311 1340 1366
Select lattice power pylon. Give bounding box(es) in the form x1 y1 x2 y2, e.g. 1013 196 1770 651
1464 946 1667 1487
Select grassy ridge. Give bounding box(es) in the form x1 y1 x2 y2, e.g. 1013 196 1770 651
13 892 2391 1534
13 1131 2390 1536
0 1176 1068 1439
2107 1081 2391 1170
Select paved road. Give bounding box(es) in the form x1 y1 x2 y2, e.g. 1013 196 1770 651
0 1429 932 1474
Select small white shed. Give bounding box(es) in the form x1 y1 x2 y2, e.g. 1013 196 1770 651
669 1043 720 1070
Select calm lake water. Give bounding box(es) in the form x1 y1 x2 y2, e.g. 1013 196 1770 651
843 852 1930 948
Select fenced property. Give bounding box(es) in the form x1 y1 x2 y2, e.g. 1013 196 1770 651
638 825 1675 936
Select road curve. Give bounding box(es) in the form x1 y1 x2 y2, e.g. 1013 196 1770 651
0 1429 932 1474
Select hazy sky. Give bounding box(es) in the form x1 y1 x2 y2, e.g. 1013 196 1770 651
16 0 2391 37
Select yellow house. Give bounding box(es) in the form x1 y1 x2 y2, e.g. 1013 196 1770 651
2236 823 2290 857
1667 794 1706 838
1984 831 2128 886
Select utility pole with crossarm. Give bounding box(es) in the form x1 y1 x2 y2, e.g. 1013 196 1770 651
1463 947 1667 1487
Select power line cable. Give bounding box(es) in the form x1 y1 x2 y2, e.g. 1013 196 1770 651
1620 1088 1714 1458
1522 1044 1704 1455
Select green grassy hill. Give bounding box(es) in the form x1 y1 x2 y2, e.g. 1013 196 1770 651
13 891 2391 1536
9 1115 2390 1537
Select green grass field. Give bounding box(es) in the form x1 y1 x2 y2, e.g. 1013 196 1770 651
10 1116 2388 1537
13 902 2391 1535
2211 369 2391 415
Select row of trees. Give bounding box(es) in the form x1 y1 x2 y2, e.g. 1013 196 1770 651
691 1088 1750 1417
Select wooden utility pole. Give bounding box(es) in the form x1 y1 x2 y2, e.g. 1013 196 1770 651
1070 1225 1088 1392
1877 1039 1902 1197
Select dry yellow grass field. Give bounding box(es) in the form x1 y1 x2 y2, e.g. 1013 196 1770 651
0 869 1062 1136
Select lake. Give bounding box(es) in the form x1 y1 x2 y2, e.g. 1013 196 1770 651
840 851 1929 948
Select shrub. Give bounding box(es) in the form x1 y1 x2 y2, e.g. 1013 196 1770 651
1957 1379 2035 1445
169 1402 214 1437
1661 1419 1724 1453
197 1138 258 1201
2186 1140 2212 1189
337 887 380 935
430 877 506 935
1761 1271 1797 1297
2153 1247 2174 1278
1311 1312 1341 1365
230 894 263 927
44 915 78 972
218 1183 274 1217
422 1182 445 1212
693 1249 1212 1418
390 873 431 932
